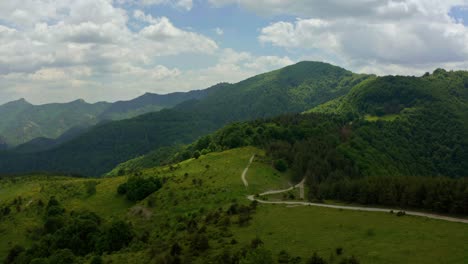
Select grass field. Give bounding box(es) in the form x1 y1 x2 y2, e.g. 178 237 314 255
1 147 467 263
234 205 468 264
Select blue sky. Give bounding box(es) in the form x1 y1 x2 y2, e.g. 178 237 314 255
1 0 468 104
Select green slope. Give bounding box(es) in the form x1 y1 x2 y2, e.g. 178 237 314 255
0 89 213 148
0 61 369 176
98 88 214 120
1 147 467 264
0 99 110 146
309 69 468 177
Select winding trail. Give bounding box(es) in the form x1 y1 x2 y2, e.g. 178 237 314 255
241 155 255 187
243 155 468 224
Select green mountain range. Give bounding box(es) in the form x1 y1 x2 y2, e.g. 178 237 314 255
0 62 369 176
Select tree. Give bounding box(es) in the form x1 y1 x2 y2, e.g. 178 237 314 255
4 245 24 264
90 256 103 264
193 150 201 159
190 233 209 252
240 247 273 264
274 159 288 172
170 242 182 256
307 252 327 264
48 249 76 264
97 221 133 253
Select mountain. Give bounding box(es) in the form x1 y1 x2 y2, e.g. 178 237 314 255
11 125 92 153
115 69 468 181
98 88 214 120
310 69 468 177
0 99 109 146
0 90 213 147
0 136 7 150
0 61 370 176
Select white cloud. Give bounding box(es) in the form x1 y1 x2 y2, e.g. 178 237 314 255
209 0 468 20
0 1 224 103
245 0 468 74
215 27 224 35
136 12 218 54
135 0 193 11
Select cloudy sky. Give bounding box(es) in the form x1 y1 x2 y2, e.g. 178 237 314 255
1 0 468 104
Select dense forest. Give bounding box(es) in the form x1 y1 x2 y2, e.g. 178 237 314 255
172 83 468 215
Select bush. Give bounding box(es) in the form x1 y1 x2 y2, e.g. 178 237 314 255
339 256 360 264
190 233 209 252
96 220 133 253
48 249 76 264
307 252 327 264
336 247 343 255
85 181 98 196
274 159 288 172
4 245 24 264
396 211 406 217
250 237 263 249
117 176 163 202
240 247 273 264
90 256 103 264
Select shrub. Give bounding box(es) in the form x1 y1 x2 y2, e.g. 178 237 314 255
250 237 263 249
240 247 273 264
339 256 360 264
274 159 288 172
117 177 163 202
96 220 133 253
307 252 327 264
85 181 98 196
48 249 76 264
4 245 24 264
90 256 103 264
335 247 343 255
190 233 209 252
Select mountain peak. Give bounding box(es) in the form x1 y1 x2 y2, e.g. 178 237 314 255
70 99 87 104
0 98 32 107
14 98 30 104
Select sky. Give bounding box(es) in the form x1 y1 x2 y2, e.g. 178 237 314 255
1 0 468 104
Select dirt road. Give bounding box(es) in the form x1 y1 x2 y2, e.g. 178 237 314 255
242 155 468 224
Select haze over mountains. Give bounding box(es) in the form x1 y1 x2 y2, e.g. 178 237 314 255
0 89 212 147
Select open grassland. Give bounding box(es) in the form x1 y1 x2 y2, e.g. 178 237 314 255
1 147 467 263
234 205 468 264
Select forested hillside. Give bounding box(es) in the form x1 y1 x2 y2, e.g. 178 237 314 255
125 69 468 214
98 88 215 120
0 62 368 176
0 89 213 147
0 99 109 146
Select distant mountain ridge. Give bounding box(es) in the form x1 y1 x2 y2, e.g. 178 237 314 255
99 88 216 120
0 89 214 147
